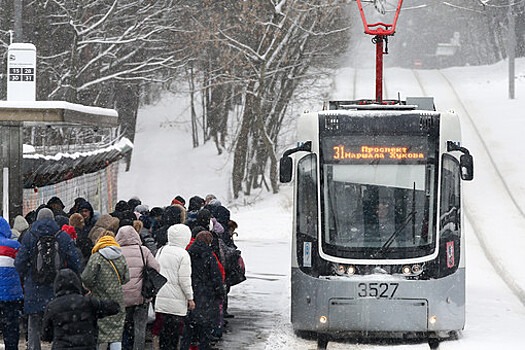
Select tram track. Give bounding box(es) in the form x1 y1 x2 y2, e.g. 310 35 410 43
408 69 524 218
435 70 525 218
409 69 525 306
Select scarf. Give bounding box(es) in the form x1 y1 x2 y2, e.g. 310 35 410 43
92 235 120 254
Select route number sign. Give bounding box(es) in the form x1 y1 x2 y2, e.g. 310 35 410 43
7 43 36 101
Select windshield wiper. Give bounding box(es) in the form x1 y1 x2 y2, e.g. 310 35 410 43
372 210 417 258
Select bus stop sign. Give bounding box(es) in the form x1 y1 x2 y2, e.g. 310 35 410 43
7 43 36 101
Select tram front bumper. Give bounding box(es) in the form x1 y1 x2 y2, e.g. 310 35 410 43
291 268 465 335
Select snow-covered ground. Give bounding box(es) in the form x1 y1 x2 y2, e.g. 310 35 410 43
119 58 525 349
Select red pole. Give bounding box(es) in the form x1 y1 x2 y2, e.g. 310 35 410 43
375 36 384 103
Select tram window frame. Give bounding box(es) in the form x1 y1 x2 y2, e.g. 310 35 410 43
440 154 461 234
297 153 318 238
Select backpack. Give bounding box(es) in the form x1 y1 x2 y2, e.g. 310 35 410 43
225 249 246 287
32 230 62 285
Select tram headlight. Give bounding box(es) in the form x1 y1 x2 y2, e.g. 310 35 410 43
346 265 356 275
335 264 346 276
429 315 438 325
411 264 422 274
401 265 412 275
319 315 328 324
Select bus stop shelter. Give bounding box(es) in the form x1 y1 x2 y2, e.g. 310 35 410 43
0 101 118 223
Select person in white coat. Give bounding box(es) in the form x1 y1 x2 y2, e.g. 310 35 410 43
154 224 195 350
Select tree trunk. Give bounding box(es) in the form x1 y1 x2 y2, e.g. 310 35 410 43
232 82 256 198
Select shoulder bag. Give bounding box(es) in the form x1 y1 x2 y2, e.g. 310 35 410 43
139 245 167 299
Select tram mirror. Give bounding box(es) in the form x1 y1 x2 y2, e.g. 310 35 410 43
459 154 474 181
280 156 293 183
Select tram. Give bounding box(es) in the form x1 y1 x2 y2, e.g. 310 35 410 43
280 97 473 347
279 2 474 347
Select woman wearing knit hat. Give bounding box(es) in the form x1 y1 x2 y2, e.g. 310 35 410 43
82 232 130 350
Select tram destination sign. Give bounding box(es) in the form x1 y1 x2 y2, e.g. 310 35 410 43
322 136 428 164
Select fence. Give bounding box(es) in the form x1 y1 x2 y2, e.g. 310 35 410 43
22 161 120 216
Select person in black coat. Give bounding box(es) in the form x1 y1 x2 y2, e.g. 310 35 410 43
152 204 186 248
180 231 224 350
75 201 97 264
42 268 120 350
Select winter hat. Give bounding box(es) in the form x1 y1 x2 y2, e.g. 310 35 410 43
118 210 136 228
188 196 205 212
134 204 149 214
196 209 212 230
162 205 187 226
114 200 131 213
55 215 69 227
127 197 142 212
171 195 186 207
37 208 54 221
149 207 164 218
207 198 222 207
61 224 77 240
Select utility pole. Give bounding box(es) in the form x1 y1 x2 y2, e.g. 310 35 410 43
508 1 516 99
13 0 23 42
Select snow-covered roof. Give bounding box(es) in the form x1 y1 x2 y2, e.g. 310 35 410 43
0 100 118 127
22 137 133 188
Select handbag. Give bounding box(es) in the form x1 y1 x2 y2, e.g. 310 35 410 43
139 245 167 299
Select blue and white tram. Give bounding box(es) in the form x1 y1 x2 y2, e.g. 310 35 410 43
279 98 473 347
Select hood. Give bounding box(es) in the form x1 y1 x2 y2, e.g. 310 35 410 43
13 215 29 233
116 225 142 246
55 215 69 227
54 268 82 296
0 217 12 239
167 224 191 248
93 214 120 233
47 196 65 209
99 245 123 260
78 201 94 219
30 219 60 237
196 209 213 231
188 239 211 259
211 218 224 234
188 196 205 212
114 200 131 213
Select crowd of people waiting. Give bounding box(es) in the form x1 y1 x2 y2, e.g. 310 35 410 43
0 193 244 350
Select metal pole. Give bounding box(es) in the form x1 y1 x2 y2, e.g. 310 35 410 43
2 168 9 223
13 0 23 42
376 36 384 103
508 2 516 99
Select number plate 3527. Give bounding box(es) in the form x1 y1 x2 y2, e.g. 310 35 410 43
357 282 399 299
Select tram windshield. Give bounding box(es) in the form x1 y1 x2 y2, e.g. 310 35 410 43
321 135 437 259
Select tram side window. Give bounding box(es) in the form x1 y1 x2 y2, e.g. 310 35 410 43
440 154 461 234
297 154 318 238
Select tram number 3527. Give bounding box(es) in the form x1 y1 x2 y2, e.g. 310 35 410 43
357 282 399 299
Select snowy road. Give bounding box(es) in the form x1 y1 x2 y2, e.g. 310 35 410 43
120 60 525 349
215 64 525 349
